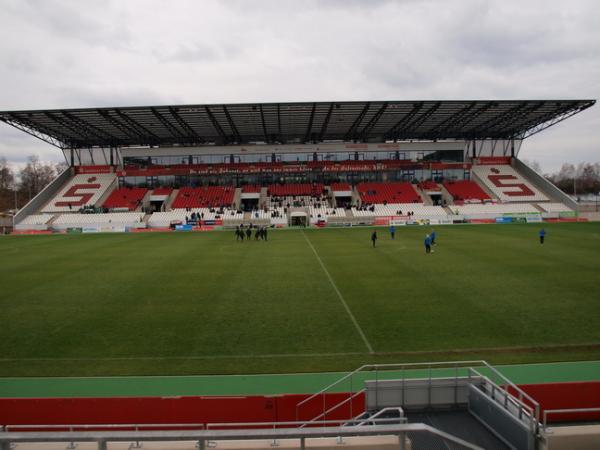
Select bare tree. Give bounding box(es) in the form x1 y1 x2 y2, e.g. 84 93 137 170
0 157 15 190
18 155 58 199
522 159 542 174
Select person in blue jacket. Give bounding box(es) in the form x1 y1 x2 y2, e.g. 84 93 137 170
424 234 431 254
430 229 437 246
390 224 396 240
539 228 546 244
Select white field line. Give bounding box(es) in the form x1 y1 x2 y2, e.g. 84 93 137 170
301 230 374 354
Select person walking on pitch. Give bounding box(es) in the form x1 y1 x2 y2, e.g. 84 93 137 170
424 234 432 254
371 231 378 247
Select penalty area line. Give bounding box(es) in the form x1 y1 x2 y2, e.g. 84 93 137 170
301 230 374 354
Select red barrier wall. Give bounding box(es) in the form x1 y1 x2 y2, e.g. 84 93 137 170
0 392 365 429
2 382 598 428
516 381 600 423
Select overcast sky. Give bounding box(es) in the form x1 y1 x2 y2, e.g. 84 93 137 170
0 0 598 173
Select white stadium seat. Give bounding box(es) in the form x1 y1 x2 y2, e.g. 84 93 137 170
147 208 243 228
351 203 447 218
52 212 145 229
453 203 538 218
537 202 573 212
15 214 54 230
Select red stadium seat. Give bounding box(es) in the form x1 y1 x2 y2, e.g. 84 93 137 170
442 180 490 202
356 182 420 204
103 187 148 211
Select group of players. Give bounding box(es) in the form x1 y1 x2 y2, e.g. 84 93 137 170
235 224 269 241
370 226 546 253
369 225 438 254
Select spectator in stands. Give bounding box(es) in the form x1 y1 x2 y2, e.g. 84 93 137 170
430 230 436 246
539 228 546 245
389 224 396 240
424 234 432 254
371 231 377 248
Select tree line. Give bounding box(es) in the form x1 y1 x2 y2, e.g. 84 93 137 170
0 155 68 212
544 162 600 197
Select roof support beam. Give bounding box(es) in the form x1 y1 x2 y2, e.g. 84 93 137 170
488 102 546 138
470 102 541 137
150 108 188 142
204 106 228 144
359 102 388 141
167 107 204 144
344 102 370 141
0 115 66 148
62 112 121 145
277 104 282 143
98 110 148 143
304 103 317 143
396 102 441 140
222 105 242 144
522 102 592 139
318 103 334 142
430 102 497 137
258 104 269 143
115 110 160 143
385 102 424 141
44 112 94 145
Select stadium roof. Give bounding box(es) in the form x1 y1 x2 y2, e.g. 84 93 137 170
0 99 594 149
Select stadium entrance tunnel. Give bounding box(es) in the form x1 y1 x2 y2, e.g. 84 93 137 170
291 212 307 227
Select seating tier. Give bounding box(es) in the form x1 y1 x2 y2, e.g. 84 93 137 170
172 186 235 209
471 165 548 201
356 182 420 204
442 180 490 202
103 188 147 211
42 173 116 213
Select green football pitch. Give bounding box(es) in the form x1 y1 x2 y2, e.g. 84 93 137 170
1 222 599 377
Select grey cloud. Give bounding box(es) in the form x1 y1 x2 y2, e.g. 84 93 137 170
5 0 132 50
0 0 598 173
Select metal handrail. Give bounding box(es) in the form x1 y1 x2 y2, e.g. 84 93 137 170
0 423 485 450
542 407 600 430
206 417 404 430
480 361 540 421
295 360 485 420
469 365 540 423
354 407 405 427
6 423 205 432
299 389 366 428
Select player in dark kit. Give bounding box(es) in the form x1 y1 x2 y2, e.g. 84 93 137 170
539 228 546 244
424 234 432 254
389 224 396 240
371 231 377 247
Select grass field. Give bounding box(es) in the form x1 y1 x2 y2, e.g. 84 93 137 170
1 222 599 377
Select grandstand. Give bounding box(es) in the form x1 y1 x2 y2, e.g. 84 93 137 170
1 99 593 231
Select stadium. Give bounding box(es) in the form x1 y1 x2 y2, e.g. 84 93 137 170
1 99 600 449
